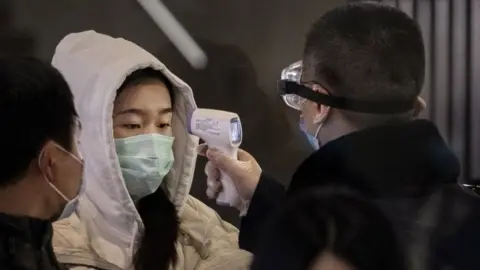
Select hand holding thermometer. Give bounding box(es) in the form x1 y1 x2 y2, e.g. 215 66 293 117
188 109 243 207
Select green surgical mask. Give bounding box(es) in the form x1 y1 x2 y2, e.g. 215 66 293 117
115 133 175 201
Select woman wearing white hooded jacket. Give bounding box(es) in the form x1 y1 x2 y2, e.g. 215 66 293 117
50 31 251 270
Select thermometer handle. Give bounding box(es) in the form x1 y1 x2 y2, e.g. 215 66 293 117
213 146 241 207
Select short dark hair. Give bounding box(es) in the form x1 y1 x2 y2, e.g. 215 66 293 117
0 57 76 187
251 186 406 270
303 2 425 125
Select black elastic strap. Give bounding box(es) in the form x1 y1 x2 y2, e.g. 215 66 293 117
278 80 415 114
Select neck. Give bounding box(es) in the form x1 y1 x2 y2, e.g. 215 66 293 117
318 117 359 146
0 177 52 220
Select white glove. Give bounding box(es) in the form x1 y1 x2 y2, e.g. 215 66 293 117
198 143 258 215
205 160 221 199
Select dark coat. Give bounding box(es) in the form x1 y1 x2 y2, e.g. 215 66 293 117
241 120 480 270
0 213 64 270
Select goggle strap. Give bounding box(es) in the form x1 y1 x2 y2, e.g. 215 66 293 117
278 80 415 114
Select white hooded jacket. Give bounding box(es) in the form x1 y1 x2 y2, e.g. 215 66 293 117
50 31 251 270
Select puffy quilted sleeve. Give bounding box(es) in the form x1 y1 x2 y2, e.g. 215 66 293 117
178 195 252 270
52 215 124 270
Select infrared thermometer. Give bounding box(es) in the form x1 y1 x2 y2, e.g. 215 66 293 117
188 109 243 206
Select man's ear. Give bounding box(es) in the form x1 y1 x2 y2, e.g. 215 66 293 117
38 140 57 183
413 96 427 117
314 103 330 124
312 86 330 124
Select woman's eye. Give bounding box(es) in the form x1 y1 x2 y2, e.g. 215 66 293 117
158 123 171 128
123 124 141 129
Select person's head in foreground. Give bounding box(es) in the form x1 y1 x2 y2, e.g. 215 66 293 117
251 187 406 270
0 57 83 222
279 1 426 149
51 31 250 270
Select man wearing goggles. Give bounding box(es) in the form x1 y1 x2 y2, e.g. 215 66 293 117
201 2 480 269
278 60 426 149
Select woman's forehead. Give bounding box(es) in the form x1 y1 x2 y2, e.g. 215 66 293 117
114 83 172 113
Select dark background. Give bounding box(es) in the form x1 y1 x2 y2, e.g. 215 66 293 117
359 0 480 187
3 0 342 225
3 0 479 225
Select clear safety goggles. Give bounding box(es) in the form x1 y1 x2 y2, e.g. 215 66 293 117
279 60 306 111
277 61 416 114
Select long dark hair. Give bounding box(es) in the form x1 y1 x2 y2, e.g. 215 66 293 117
117 68 179 270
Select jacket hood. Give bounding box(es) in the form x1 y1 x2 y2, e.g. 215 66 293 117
52 31 199 262
289 120 461 197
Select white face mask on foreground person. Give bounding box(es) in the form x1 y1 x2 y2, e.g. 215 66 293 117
50 30 251 270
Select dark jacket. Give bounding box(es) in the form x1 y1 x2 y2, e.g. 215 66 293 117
0 213 64 270
241 120 480 269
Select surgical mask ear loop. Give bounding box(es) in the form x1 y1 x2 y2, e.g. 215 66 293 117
313 122 323 140
310 83 330 140
303 96 324 137
312 101 330 143
46 179 70 201
38 145 83 202
312 108 325 139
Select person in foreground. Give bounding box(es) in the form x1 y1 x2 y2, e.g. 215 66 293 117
51 31 251 270
203 2 480 269
251 186 406 270
0 57 83 269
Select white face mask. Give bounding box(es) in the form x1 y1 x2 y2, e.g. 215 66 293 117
39 144 85 221
115 133 175 201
